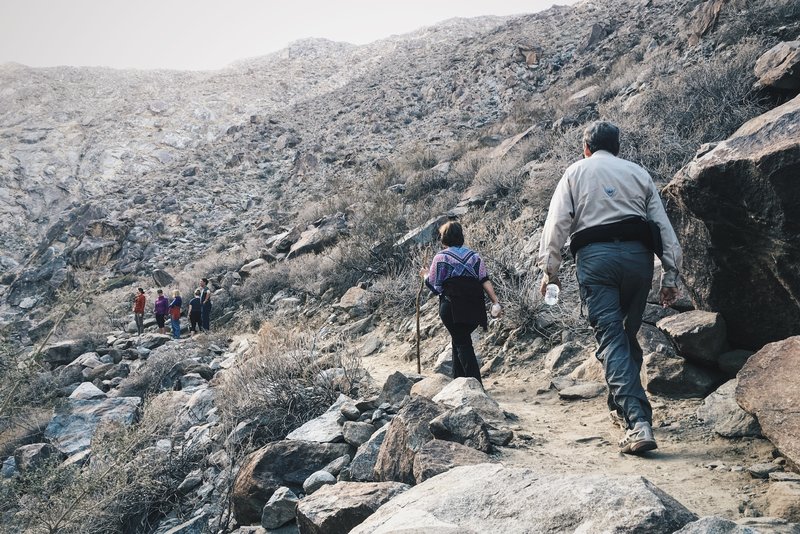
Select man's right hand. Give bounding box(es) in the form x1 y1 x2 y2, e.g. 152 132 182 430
659 287 679 308
539 276 560 296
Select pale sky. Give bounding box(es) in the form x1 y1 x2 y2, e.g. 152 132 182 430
0 0 575 71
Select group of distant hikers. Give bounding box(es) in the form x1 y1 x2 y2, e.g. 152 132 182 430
132 278 213 339
423 121 682 456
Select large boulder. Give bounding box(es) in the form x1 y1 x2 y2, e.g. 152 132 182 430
377 371 414 405
656 311 727 366
543 342 589 376
754 41 800 90
287 214 346 259
411 374 452 399
296 481 409 534
394 215 448 248
697 379 761 438
412 440 492 483
373 396 443 485
44 396 141 455
673 516 755 533
334 287 371 317
662 95 800 349
261 486 299 530
14 443 63 472
351 464 697 533
428 405 492 453
736 336 800 468
231 440 352 525
42 339 93 367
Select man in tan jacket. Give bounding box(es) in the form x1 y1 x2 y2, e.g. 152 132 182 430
538 121 682 454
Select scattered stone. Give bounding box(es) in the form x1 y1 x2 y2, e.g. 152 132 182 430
340 403 361 421
697 379 761 438
770 472 800 483
334 287 371 317
303 470 337 495
231 440 351 524
351 464 697 533
544 342 588 376
44 395 142 455
160 515 207 534
432 348 453 377
152 269 175 287
749 463 783 479
296 482 409 534
261 486 299 529
394 215 449 248
42 339 92 366
1 456 16 478
68 382 107 400
673 516 753 533
177 469 203 494
321 454 350 477
14 443 62 472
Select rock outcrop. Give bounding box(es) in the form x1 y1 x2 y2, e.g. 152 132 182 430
663 95 800 349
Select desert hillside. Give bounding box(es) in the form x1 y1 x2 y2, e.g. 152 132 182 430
2 0 800 532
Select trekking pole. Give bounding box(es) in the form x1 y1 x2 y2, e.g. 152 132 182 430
415 277 424 374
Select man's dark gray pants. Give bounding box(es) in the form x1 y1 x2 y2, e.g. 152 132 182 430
576 241 654 430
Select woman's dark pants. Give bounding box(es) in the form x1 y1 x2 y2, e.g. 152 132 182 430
439 299 482 384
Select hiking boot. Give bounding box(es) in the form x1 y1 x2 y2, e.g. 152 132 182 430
619 421 657 454
609 410 626 430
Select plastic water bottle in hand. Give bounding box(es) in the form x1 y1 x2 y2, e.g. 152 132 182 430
544 284 560 306
490 302 502 318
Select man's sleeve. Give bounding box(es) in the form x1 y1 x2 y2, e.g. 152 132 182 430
646 179 683 288
537 172 574 279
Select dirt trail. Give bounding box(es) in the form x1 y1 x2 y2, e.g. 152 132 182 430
360 323 774 520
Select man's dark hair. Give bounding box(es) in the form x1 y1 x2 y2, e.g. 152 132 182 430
201 278 209 285
137 287 144 293
583 121 620 156
439 221 465 247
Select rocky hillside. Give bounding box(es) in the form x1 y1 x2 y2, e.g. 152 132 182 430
2 0 800 532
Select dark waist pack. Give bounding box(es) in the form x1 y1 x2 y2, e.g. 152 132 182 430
570 216 663 258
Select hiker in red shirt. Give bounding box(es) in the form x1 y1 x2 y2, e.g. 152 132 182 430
133 287 146 335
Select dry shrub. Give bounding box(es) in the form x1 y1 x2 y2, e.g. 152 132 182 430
113 344 188 399
473 156 525 199
4 402 200 534
216 323 366 444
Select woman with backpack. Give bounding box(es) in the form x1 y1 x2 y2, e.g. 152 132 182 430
421 221 501 385
169 290 183 339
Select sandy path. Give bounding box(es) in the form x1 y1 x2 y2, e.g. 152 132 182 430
359 323 774 520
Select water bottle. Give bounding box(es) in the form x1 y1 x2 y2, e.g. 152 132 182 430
544 284 560 306
490 303 502 318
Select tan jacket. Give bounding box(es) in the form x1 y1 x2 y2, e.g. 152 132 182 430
538 150 682 288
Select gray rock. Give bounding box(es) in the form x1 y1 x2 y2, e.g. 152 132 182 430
261 486 299 529
413 440 492 483
735 517 800 533
673 516 756 533
342 421 376 447
657 311 728 366
231 440 352 524
394 214 449 248
42 339 92 367
377 371 413 405
296 482 409 534
340 403 361 421
1 456 17 478
171 387 216 435
285 395 354 443
350 426 387 482
161 515 207 534
68 382 107 400
303 470 336 494
334 287 371 317
44 396 142 455
770 472 800 483
697 379 761 438
432 348 453 377
429 405 492 453
351 464 697 533
152 269 175 287
177 469 203 494
433 377 505 423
